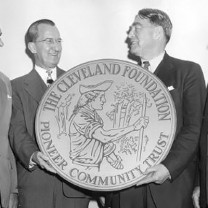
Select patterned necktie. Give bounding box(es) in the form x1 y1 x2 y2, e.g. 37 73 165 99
46 70 54 86
142 61 150 70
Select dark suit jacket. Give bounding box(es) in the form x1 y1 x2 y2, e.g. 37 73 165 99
0 71 17 208
9 68 89 202
115 53 206 208
199 87 208 208
149 53 206 208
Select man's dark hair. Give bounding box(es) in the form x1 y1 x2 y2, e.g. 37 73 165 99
138 8 172 43
25 19 55 44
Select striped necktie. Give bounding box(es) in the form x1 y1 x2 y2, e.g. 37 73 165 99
46 70 54 86
142 61 150 70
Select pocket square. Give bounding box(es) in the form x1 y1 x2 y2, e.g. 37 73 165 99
168 86 174 91
7 94 12 99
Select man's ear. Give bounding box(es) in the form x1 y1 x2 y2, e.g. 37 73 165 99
153 26 163 40
28 42 37 54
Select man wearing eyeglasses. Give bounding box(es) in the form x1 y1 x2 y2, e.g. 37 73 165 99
9 19 90 208
0 28 18 208
110 8 206 208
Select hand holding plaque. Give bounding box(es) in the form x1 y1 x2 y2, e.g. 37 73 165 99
32 151 56 173
136 163 171 186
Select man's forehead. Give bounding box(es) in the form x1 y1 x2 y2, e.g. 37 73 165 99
134 15 141 21
37 24 53 33
37 24 60 37
133 15 151 25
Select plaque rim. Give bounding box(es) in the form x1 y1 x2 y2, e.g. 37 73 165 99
35 58 177 191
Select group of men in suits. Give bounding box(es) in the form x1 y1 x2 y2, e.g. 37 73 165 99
1 7 208 208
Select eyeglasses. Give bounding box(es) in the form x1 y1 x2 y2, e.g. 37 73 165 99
35 38 63 45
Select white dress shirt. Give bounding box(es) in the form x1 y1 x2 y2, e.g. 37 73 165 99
35 65 57 85
141 51 165 73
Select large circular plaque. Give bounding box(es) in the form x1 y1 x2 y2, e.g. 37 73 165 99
36 59 176 191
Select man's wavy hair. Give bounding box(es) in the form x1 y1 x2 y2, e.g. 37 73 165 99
138 8 172 44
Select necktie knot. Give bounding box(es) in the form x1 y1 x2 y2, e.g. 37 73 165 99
46 70 54 86
142 61 150 70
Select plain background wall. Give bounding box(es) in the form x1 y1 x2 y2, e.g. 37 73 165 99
1 0 208 207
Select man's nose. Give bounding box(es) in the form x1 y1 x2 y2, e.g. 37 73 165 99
128 29 135 38
52 42 61 51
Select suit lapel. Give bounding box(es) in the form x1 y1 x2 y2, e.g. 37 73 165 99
24 67 65 103
24 69 47 103
57 67 65 78
154 53 176 88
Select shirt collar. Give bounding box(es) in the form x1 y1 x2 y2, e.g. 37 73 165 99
35 65 57 84
141 51 165 73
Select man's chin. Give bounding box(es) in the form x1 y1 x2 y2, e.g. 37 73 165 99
129 49 140 58
49 62 59 68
